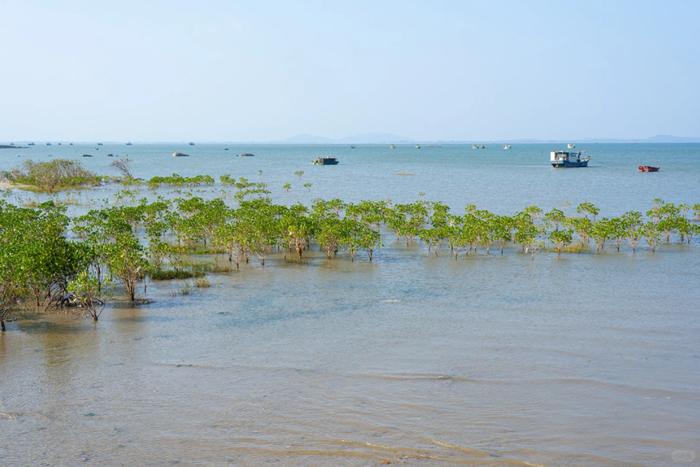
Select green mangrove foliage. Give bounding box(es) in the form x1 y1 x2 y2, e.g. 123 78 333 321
147 173 215 188
0 193 698 331
0 201 89 330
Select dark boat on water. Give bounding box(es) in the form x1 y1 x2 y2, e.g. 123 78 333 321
638 165 660 172
238 152 255 157
550 150 590 168
313 156 339 165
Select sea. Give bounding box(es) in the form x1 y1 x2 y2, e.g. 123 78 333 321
1 143 699 465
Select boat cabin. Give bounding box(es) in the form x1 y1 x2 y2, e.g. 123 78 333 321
550 150 590 168
314 157 339 165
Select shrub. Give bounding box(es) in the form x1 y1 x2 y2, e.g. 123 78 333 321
3 159 101 192
194 277 210 288
149 269 205 280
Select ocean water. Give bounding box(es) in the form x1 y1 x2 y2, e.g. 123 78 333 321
1 143 699 465
2 142 699 213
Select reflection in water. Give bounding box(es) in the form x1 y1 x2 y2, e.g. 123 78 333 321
2 237 700 465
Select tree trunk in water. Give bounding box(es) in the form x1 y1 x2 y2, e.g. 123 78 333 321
1 320 5 332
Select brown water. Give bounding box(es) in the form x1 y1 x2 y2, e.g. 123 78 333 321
2 245 700 466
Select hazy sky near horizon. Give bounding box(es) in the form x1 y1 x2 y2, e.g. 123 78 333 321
1 0 699 142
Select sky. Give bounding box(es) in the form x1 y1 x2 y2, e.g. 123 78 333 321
1 0 699 142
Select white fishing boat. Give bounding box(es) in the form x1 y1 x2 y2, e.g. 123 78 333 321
567 143 576 149
503 144 512 150
550 150 589 168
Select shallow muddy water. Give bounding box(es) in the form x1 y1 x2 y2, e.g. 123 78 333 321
2 244 699 465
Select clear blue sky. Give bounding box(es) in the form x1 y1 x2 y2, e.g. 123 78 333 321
1 0 699 141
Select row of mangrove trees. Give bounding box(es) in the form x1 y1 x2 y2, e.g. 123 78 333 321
1 185 699 330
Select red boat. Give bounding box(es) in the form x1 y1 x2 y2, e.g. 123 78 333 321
638 165 660 172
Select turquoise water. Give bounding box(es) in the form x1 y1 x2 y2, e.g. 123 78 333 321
3 142 700 213
1 143 699 465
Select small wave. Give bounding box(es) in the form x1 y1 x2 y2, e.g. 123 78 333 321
226 441 535 465
0 411 18 421
361 372 480 383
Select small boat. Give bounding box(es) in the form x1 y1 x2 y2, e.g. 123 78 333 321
82 154 93 158
188 142 195 146
28 142 35 146
503 144 512 150
389 144 396 149
638 165 660 172
238 152 255 157
350 145 356 149
415 144 421 149
107 153 114 157
172 152 190 157
46 142 52 146
313 156 339 165
97 143 103 146
126 142 132 146
224 148 230 151
567 143 576 149
550 150 590 168
57 142 62 145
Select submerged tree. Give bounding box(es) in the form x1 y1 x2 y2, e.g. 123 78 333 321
549 228 573 253
513 210 540 254
280 203 315 260
68 270 105 322
74 206 147 302
576 201 600 221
